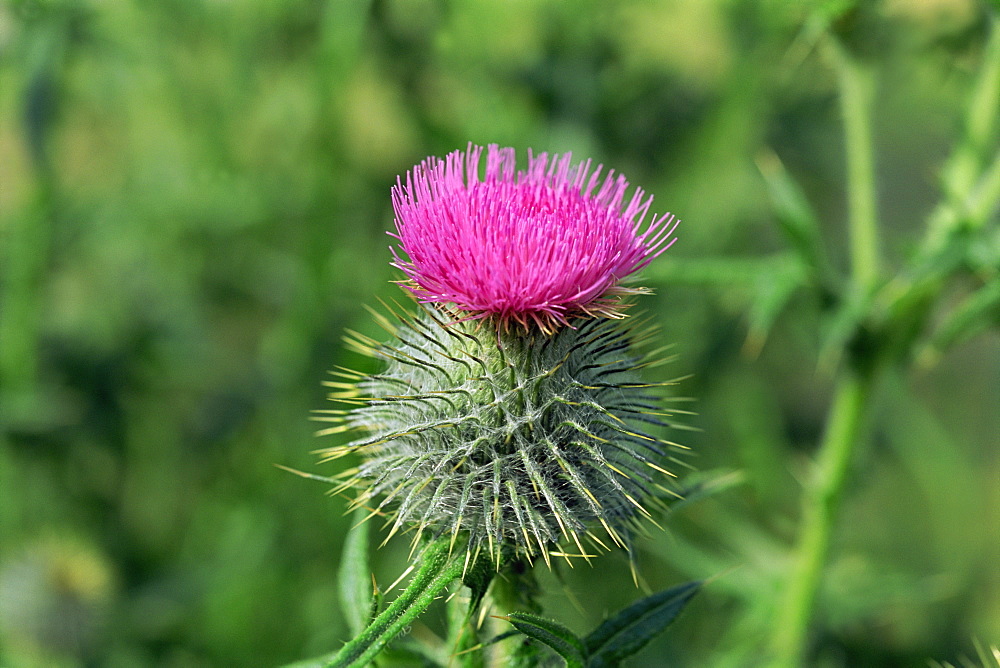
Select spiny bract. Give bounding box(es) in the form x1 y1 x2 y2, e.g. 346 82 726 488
317 304 686 567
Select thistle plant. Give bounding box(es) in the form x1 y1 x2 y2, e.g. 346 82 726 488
290 145 700 668
640 7 1000 665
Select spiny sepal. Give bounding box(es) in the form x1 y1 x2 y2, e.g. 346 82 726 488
317 303 686 566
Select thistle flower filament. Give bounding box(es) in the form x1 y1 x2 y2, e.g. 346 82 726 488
391 144 679 333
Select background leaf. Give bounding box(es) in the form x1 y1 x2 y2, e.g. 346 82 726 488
756 149 835 292
584 581 702 667
504 612 587 668
0 2 997 667
338 507 374 637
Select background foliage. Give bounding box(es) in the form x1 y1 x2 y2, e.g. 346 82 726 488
1 0 997 666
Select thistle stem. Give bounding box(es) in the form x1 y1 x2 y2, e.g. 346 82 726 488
769 34 882 667
834 41 880 292
769 369 875 666
326 534 467 668
487 559 543 667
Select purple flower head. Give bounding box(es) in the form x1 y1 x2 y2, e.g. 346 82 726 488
390 144 679 332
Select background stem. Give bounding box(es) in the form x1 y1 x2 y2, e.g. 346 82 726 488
769 369 875 666
835 41 880 292
769 35 882 667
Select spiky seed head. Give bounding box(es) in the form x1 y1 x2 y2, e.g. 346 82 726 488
390 144 679 333
318 304 684 566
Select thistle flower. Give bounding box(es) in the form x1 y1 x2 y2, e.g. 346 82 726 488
390 144 679 333
318 146 684 568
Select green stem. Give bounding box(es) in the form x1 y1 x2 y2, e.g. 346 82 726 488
966 147 1000 229
446 585 485 668
769 33 883 667
833 41 880 291
487 560 543 667
927 13 1000 244
326 534 467 668
770 369 875 667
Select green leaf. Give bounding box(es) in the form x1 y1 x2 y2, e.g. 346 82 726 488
338 507 374 637
478 629 544 668
744 255 808 358
934 14 1000 224
923 14 1000 253
756 150 834 291
584 581 702 668
875 233 977 365
643 254 800 288
662 469 745 514
504 612 587 668
926 278 1000 356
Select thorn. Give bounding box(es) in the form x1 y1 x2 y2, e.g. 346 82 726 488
580 485 602 509
407 531 423 561
387 563 416 593
606 463 630 479
624 494 653 518
476 603 491 629
599 518 626 549
314 424 355 436
350 513 374 531
571 532 592 566
539 541 552 569
646 461 678 477
554 550 574 568
272 464 338 484
585 530 610 552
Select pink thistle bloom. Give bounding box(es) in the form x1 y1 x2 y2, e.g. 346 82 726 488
390 144 679 332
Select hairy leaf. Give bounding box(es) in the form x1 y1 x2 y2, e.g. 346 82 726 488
504 612 587 668
584 581 701 667
339 507 374 636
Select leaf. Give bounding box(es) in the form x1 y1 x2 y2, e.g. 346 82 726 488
662 469 745 514
744 255 808 358
642 254 799 288
936 14 1000 218
338 507 374 636
503 612 587 668
756 150 834 290
478 629 545 668
584 581 702 667
926 278 1000 356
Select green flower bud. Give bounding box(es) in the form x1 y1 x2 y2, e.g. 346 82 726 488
317 305 684 568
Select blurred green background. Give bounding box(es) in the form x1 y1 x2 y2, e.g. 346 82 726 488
1 0 998 666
